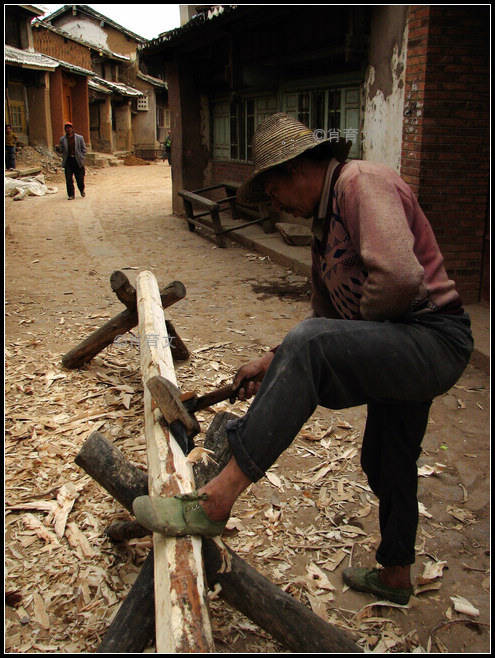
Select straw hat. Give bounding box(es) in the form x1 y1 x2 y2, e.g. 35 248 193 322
237 113 341 204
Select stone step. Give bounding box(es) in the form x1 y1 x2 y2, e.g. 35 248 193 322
5 167 42 178
85 152 124 168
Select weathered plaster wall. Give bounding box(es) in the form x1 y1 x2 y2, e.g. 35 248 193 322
112 101 132 151
362 6 408 171
132 83 156 148
53 14 138 58
26 72 53 147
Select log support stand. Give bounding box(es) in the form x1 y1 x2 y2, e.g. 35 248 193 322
61 270 189 369
76 420 361 654
69 270 361 653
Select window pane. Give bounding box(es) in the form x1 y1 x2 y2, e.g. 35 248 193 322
314 91 325 131
239 101 246 160
246 99 255 161
327 89 341 132
212 101 231 160
298 92 310 127
230 101 238 159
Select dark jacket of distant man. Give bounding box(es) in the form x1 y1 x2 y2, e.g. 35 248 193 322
59 130 87 168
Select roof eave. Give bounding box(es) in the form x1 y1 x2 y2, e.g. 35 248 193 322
43 4 148 45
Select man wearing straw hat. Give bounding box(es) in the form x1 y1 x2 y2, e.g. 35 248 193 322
134 113 473 606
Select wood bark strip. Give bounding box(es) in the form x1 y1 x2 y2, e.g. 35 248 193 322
61 279 186 369
76 426 362 654
136 269 214 653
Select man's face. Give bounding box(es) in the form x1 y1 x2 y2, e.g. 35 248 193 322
263 166 316 218
65 125 74 136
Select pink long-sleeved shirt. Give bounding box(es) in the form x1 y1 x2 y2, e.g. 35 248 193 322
311 160 462 321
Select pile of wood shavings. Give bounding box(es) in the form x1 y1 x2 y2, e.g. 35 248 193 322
6 327 428 653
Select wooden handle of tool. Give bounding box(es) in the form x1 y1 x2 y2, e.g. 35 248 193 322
194 384 237 410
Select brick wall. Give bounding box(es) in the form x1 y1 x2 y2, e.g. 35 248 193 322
33 26 92 71
401 6 430 195
402 6 489 303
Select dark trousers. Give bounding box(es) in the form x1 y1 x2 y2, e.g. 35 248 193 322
6 145 16 169
65 156 85 197
227 312 473 566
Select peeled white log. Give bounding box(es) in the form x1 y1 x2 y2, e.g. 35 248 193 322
136 270 214 653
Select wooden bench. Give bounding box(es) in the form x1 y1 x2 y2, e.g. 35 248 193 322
178 181 275 247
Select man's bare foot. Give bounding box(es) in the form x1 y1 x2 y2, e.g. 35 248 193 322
198 456 252 521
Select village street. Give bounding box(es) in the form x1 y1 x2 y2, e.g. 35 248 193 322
5 160 490 653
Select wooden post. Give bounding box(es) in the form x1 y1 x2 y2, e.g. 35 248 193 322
136 270 214 653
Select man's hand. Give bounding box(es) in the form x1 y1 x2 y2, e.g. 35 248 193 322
233 351 275 400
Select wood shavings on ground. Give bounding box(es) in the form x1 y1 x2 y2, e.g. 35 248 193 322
4 324 490 653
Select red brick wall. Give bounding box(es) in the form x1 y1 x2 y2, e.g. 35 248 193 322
402 6 489 303
401 6 430 195
33 26 93 71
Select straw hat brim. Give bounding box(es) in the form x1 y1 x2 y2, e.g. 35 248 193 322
237 138 335 205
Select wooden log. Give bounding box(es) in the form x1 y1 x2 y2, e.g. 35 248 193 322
165 319 190 361
203 538 362 653
110 270 138 308
111 271 189 360
95 550 155 653
136 270 214 653
105 518 149 542
75 430 148 511
61 280 186 369
76 426 362 654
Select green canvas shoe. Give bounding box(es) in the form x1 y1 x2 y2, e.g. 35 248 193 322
343 567 413 605
132 492 227 537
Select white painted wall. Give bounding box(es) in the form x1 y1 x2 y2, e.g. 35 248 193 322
54 15 110 50
362 23 408 172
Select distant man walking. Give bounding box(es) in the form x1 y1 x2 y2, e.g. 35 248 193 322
5 124 18 170
163 130 172 165
59 122 86 200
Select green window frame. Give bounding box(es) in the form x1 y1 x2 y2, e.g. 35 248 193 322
211 85 361 161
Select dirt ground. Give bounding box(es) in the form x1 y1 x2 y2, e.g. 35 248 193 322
4 159 490 653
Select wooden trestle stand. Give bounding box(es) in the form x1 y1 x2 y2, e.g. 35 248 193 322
68 270 361 653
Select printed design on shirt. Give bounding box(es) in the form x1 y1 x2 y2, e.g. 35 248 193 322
319 199 367 319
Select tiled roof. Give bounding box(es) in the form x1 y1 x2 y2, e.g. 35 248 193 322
136 71 168 88
5 44 95 77
140 5 240 52
88 79 112 95
90 75 143 97
5 44 59 71
52 57 95 77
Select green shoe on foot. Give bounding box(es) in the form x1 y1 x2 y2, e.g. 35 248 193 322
342 567 413 605
133 492 227 537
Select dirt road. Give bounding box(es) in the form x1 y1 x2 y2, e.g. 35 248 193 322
5 161 490 653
